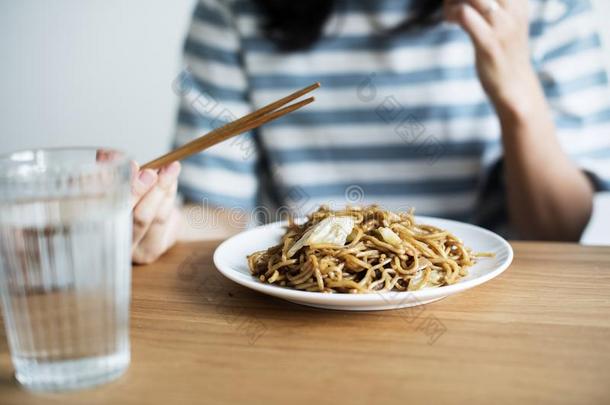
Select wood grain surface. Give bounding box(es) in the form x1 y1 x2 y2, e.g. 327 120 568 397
1 241 609 404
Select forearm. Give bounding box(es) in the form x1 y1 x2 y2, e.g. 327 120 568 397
497 82 594 241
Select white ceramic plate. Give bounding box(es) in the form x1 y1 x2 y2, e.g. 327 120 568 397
213 217 513 311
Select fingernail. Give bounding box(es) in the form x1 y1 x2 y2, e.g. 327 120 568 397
138 169 157 187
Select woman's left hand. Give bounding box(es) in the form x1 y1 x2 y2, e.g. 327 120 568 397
444 0 539 117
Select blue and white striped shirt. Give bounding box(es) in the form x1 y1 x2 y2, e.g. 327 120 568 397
174 0 610 232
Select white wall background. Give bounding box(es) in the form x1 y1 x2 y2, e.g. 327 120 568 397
1 0 609 161
1 0 610 162
0 0 609 243
0 0 195 163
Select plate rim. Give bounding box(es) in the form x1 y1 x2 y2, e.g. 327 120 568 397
213 216 514 303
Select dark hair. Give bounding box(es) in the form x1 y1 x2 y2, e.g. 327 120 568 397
252 0 444 52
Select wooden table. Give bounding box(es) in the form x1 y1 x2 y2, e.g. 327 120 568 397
1 241 610 404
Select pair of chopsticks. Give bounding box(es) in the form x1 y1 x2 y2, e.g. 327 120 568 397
142 82 320 170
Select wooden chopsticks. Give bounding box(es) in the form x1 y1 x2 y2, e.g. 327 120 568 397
141 82 320 170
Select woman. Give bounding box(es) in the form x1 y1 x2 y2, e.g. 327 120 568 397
131 0 610 263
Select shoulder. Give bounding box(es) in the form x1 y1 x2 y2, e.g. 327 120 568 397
194 0 252 15
192 0 260 30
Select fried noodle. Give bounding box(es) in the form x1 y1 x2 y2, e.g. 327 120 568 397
247 205 492 293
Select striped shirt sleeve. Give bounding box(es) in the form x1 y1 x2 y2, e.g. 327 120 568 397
532 0 610 190
174 0 259 209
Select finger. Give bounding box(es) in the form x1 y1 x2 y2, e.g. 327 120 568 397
132 163 181 263
447 4 498 55
132 180 165 249
462 0 505 25
157 162 181 194
146 168 180 230
131 166 157 209
132 208 181 264
445 0 508 12
154 187 178 227
133 197 178 263
134 163 180 243
132 162 181 250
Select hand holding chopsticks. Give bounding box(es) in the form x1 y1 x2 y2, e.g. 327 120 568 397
142 82 320 170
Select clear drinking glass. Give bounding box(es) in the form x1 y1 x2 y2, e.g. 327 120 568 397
0 148 132 391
